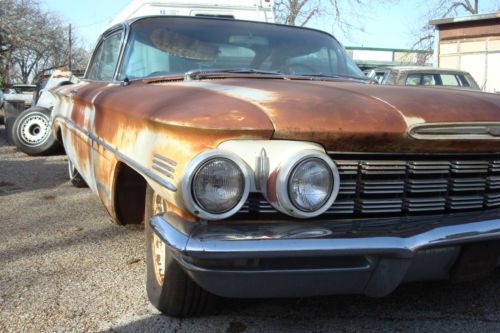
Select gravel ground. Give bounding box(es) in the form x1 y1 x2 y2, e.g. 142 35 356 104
1 123 500 333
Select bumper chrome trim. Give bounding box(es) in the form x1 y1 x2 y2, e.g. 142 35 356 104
150 212 500 260
149 212 500 298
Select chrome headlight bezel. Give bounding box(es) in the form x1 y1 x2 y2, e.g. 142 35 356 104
181 150 251 221
276 150 340 218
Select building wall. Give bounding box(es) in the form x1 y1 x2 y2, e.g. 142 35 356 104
437 19 500 93
439 37 500 92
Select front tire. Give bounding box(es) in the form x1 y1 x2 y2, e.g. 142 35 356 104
145 185 216 317
12 107 60 156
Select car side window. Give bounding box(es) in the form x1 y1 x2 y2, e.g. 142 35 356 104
439 74 460 87
405 74 421 86
87 32 123 81
422 74 436 86
458 75 471 87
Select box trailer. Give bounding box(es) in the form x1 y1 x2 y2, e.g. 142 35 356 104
109 0 275 26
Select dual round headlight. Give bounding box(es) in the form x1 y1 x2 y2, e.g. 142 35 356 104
276 151 340 218
182 151 250 220
288 158 334 212
183 149 339 220
193 158 244 214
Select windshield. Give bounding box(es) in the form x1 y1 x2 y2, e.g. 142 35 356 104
122 17 363 79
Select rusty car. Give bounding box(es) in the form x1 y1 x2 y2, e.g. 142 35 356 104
50 16 500 317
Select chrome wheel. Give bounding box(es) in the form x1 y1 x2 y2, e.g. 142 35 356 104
152 192 167 285
17 112 50 147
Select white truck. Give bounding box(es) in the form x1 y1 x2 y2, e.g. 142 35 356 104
109 0 275 26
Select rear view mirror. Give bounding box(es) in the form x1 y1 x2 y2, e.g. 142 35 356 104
229 35 269 46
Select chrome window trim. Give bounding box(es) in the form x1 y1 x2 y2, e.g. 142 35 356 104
275 150 340 219
84 23 129 83
181 150 252 221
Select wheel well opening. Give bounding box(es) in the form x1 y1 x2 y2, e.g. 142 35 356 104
114 163 147 225
56 127 63 143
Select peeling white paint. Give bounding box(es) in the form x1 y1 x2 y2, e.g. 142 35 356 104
370 96 425 127
169 81 276 104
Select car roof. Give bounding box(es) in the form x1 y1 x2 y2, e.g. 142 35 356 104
107 15 342 44
370 66 472 75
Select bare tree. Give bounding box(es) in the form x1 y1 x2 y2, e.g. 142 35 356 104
274 0 318 26
0 0 89 85
274 0 397 33
411 0 499 64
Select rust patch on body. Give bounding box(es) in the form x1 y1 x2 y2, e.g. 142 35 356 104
52 75 500 223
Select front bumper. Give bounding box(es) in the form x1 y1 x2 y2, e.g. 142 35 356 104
150 210 500 298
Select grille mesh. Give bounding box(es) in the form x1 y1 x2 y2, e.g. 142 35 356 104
237 154 500 218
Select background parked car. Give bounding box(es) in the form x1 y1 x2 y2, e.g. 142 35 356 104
5 69 81 155
4 84 36 108
364 66 481 90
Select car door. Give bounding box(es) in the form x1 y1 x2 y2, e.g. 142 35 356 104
61 29 123 192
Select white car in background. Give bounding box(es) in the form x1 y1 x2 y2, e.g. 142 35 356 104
4 84 36 108
9 70 80 155
109 0 275 26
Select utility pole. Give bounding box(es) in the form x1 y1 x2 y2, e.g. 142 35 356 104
68 24 72 71
474 0 479 14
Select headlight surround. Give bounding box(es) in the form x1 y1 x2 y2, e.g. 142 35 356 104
275 150 340 218
193 158 244 214
182 151 250 220
288 158 334 212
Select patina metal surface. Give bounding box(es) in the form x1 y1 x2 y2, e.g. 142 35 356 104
51 75 500 222
49 10 500 227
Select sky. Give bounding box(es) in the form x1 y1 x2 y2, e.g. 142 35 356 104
41 0 500 50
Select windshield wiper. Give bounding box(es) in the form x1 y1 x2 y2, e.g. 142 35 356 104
184 68 285 80
295 72 370 82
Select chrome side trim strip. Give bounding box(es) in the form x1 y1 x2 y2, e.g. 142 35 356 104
92 135 177 192
55 115 90 137
55 115 177 192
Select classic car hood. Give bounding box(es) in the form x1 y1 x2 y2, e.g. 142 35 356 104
157 78 500 153
97 78 500 153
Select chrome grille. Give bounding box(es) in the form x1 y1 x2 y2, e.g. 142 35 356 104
236 154 500 218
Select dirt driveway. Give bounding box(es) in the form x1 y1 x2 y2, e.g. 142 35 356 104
1 124 500 332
